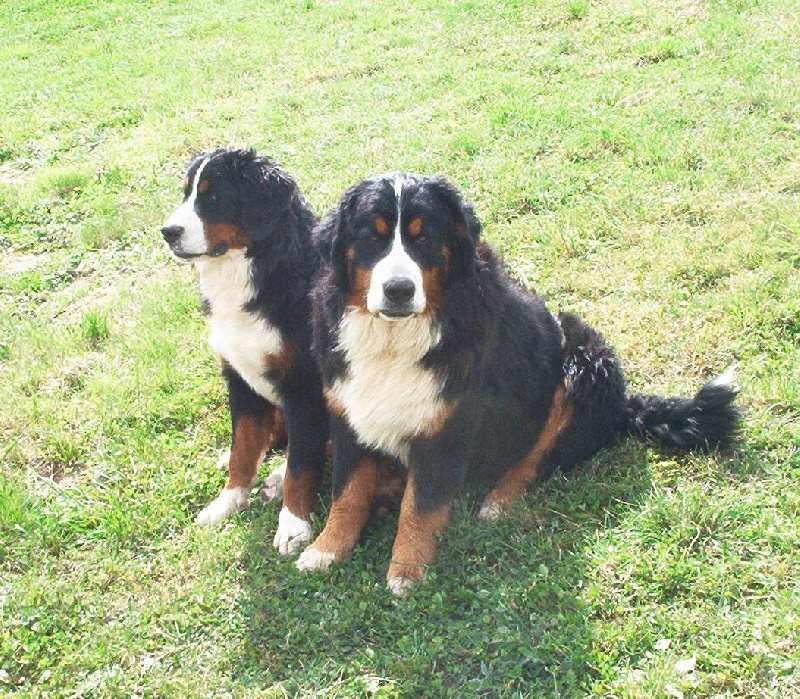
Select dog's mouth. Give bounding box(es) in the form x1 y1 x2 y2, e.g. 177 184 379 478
170 242 230 260
376 307 418 321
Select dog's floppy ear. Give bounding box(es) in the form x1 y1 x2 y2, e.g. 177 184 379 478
429 175 481 278
237 153 295 242
313 186 357 287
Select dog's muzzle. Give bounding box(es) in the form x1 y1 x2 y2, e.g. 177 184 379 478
161 225 229 259
377 276 418 319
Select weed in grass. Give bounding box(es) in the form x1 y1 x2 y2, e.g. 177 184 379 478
80 309 110 348
566 2 590 22
34 167 93 200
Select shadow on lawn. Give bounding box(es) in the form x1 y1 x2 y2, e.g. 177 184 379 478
233 443 655 697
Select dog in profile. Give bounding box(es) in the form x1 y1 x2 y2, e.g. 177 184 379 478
161 148 327 554
297 172 740 594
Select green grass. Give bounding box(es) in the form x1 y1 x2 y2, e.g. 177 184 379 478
1 0 798 696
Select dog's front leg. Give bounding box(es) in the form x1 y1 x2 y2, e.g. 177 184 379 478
296 419 379 571
386 470 453 596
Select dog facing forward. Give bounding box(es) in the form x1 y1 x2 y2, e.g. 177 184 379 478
297 172 740 594
161 148 327 554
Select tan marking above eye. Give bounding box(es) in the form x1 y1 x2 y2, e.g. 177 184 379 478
198 179 210 194
183 177 190 190
408 217 423 238
374 217 390 235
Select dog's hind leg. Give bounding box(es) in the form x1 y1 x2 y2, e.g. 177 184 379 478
479 312 628 519
478 388 574 519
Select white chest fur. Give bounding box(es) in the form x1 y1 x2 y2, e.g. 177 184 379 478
330 309 446 462
196 252 284 406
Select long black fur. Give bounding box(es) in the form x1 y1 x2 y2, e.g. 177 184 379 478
624 380 740 451
311 173 741 518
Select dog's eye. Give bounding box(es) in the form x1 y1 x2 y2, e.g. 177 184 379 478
414 233 429 244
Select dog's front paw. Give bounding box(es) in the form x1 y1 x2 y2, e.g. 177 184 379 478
273 507 312 555
296 547 337 572
195 486 249 526
386 561 427 596
260 463 286 502
477 498 504 521
386 575 417 597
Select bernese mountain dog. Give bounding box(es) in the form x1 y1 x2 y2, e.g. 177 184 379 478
161 148 328 554
296 172 740 595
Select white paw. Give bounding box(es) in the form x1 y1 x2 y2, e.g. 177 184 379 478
195 487 249 526
296 547 337 572
477 499 503 521
273 507 313 555
260 463 286 502
215 449 231 470
387 576 414 597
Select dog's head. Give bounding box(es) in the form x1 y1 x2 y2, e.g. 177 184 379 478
161 148 296 260
315 173 481 320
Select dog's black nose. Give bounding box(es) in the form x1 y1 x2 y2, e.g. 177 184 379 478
383 277 416 305
161 225 184 245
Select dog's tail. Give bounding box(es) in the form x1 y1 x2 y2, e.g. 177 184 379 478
623 367 740 451
555 312 741 463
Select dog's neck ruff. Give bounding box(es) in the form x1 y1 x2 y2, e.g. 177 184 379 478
196 250 284 406
329 308 445 462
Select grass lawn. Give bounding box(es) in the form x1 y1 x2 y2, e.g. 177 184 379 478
1 0 798 696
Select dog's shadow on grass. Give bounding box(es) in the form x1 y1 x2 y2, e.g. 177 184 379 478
233 443 656 696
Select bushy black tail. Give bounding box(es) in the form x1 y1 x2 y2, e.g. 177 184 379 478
623 368 741 451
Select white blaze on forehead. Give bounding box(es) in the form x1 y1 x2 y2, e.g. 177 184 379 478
366 176 426 316
162 157 210 255
393 175 405 204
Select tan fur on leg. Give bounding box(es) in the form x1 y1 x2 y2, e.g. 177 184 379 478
386 474 452 595
196 413 272 526
479 389 573 520
296 456 380 570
